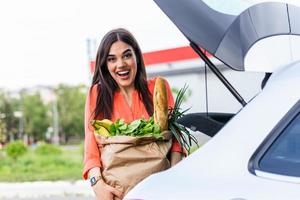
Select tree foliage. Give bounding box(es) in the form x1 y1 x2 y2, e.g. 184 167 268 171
0 91 19 142
0 84 87 144
56 84 87 143
23 92 50 141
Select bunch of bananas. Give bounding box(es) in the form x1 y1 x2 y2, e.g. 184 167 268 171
91 119 113 137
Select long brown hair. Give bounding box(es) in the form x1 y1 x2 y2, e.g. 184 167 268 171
91 28 153 119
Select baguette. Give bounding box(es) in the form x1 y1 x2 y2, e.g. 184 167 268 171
153 77 168 131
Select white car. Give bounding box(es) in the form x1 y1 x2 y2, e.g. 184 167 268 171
125 0 300 199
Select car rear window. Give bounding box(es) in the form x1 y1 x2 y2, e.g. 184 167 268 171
259 112 300 176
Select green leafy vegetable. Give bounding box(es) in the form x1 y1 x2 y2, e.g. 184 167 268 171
109 117 163 139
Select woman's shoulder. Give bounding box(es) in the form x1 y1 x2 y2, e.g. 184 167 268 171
147 77 157 93
88 84 100 98
147 77 172 94
147 77 157 86
90 83 98 91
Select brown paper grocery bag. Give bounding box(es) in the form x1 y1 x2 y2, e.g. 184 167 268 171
97 131 172 198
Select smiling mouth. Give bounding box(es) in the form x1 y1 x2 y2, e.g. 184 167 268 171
117 70 130 77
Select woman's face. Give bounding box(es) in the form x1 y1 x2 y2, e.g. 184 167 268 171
106 40 137 91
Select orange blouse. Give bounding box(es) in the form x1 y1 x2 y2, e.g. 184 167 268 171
83 77 181 179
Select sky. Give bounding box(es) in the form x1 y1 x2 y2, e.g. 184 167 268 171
0 0 299 91
0 0 190 91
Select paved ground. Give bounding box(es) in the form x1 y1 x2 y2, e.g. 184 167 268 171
2 196 92 200
0 180 94 200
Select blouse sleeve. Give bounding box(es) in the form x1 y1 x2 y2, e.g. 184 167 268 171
82 85 102 180
164 79 183 153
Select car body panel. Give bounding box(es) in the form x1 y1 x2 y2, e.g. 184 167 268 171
244 35 300 72
125 61 300 199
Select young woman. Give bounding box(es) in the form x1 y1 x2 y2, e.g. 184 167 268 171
83 28 183 200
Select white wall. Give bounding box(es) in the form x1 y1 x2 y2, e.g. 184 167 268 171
146 60 265 115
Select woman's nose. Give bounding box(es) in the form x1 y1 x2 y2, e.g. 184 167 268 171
116 58 125 68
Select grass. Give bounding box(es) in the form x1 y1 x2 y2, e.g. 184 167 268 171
0 142 200 182
0 145 83 182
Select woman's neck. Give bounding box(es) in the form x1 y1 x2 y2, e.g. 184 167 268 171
119 86 135 107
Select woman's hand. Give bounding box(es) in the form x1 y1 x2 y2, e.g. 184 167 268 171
92 179 123 200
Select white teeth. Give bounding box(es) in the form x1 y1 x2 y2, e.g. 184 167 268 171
117 71 130 76
118 71 129 74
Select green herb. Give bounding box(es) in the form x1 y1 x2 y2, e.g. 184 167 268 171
168 84 199 154
109 117 163 138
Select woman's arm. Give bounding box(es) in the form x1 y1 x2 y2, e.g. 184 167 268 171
83 86 123 200
83 85 102 179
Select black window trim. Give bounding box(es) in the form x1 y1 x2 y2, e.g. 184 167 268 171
248 100 300 176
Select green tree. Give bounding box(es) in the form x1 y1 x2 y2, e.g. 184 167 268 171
23 92 50 141
0 118 6 142
0 91 7 142
56 84 87 143
0 90 19 142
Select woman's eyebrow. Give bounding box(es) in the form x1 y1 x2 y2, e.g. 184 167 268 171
108 49 131 57
122 49 132 54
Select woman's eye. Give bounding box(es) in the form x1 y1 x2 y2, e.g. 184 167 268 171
107 57 116 62
123 52 132 59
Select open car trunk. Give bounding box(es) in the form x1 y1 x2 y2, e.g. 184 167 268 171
153 0 300 138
